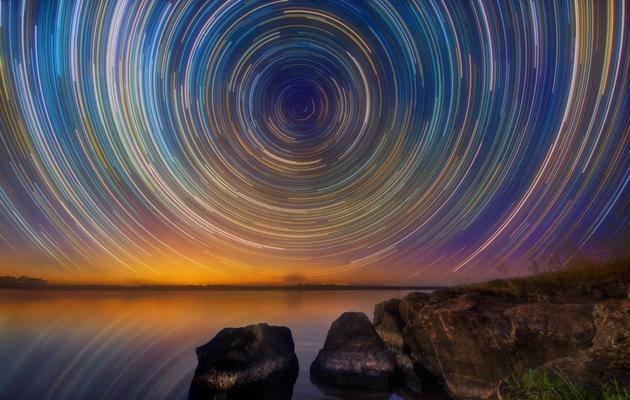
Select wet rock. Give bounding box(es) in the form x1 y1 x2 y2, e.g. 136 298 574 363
189 323 298 400
310 312 398 392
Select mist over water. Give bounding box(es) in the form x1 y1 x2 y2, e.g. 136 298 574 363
0 290 426 399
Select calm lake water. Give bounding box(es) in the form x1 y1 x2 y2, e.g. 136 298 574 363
0 290 441 400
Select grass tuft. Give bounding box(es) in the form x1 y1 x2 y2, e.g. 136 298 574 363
451 256 629 299
603 379 630 400
503 369 629 400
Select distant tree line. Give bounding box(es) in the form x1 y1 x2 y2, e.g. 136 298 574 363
0 276 48 288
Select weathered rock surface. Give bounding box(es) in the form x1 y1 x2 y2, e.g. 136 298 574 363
310 312 398 392
373 298 425 395
400 293 597 399
189 323 298 400
373 298 406 353
591 299 630 369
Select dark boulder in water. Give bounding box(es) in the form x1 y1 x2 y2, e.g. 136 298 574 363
310 311 398 392
189 323 298 400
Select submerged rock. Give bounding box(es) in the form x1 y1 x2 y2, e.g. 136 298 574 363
310 312 398 392
189 323 298 400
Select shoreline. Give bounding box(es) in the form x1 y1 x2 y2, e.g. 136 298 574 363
0 284 443 292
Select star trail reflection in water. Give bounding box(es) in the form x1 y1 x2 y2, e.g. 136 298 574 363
0 290 437 400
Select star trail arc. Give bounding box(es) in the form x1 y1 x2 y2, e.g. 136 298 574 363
0 0 628 284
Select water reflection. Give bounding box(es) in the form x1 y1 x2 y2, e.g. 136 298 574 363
189 379 296 400
311 379 392 400
0 289 437 399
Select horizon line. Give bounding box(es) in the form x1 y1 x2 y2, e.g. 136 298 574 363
0 282 443 292
0 276 445 291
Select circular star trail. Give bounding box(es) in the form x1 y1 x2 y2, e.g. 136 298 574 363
0 0 628 283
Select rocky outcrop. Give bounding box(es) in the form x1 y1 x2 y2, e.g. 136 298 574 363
399 293 597 399
394 285 629 400
310 312 398 392
189 323 298 400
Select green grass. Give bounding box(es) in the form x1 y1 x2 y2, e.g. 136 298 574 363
450 256 629 298
503 369 630 400
603 380 630 400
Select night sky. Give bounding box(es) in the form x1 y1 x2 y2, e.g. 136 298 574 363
0 0 628 285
